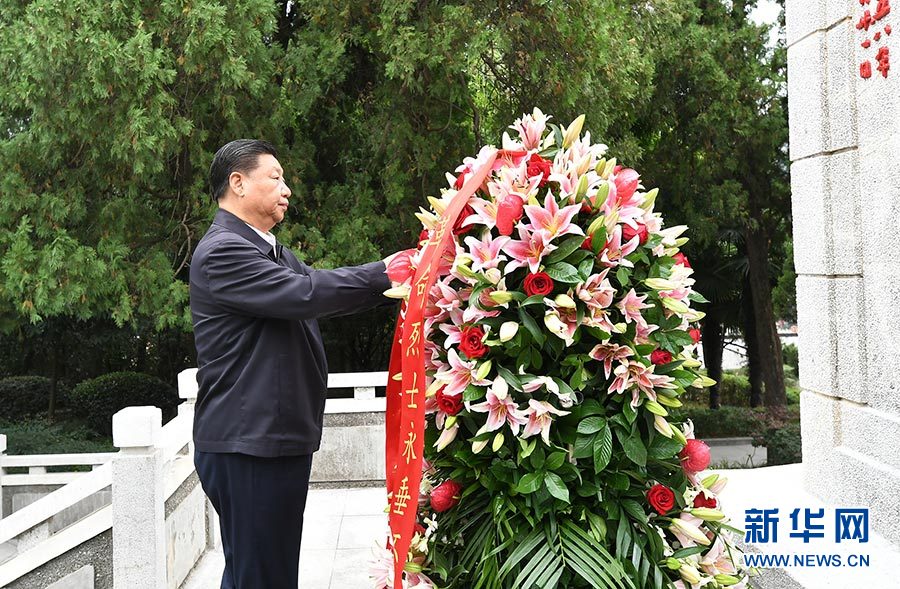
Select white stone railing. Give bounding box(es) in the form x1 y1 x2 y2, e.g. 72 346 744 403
0 368 390 587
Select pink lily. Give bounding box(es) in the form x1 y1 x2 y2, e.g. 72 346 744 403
435 348 491 396
617 288 653 328
609 360 677 408
468 197 499 230
523 192 584 243
522 399 571 445
468 377 528 435
437 308 465 346
699 537 739 576
464 233 510 272
502 226 558 273
511 108 550 150
575 269 616 311
599 225 640 268
588 343 633 379
633 320 660 345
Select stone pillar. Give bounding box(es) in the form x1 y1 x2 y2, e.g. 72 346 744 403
0 433 6 519
111 406 166 589
786 0 900 546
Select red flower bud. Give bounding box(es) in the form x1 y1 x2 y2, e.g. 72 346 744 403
622 222 648 245
673 252 691 268
526 153 552 188
614 168 640 203
431 480 463 513
693 492 718 509
496 194 525 236
650 349 673 365
680 439 711 473
689 328 702 344
452 204 476 235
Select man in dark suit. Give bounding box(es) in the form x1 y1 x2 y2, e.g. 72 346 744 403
190 139 404 588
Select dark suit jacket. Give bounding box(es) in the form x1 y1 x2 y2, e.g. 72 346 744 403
189 209 392 457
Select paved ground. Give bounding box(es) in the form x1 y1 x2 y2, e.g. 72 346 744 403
183 486 389 589
184 459 900 589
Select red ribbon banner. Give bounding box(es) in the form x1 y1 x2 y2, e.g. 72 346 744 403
384 148 501 586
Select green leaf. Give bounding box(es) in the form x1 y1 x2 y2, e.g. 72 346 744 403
546 451 566 470
496 364 523 391
544 262 581 283
648 435 684 459
621 429 647 466
516 472 544 494
497 528 544 579
518 308 545 347
578 257 595 280
574 434 596 459
593 425 613 473
545 235 586 264
616 266 630 287
577 416 606 435
463 384 485 402
621 499 648 524
519 294 546 307
544 472 570 503
671 545 708 559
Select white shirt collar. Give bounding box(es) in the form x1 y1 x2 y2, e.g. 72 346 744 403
246 223 277 256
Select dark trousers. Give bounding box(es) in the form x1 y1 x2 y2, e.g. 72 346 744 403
194 451 314 589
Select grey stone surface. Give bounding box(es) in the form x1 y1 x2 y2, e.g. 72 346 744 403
795 276 866 403
788 32 828 160
790 150 862 275
0 540 15 565
46 565 94 589
823 20 858 153
839 403 900 472
3 484 63 520
854 35 900 147
785 0 855 47
312 418 385 484
6 529 112 589
165 483 207 589
831 446 900 548
51 491 111 535
800 391 842 495
164 471 199 518
858 137 900 264
862 261 900 415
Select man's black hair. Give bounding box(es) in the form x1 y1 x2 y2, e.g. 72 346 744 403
209 139 278 202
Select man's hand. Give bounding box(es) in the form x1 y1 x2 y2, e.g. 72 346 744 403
384 249 417 287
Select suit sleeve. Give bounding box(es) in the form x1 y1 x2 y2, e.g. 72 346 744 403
204 238 392 321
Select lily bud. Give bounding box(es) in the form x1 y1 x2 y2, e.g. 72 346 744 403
554 294 577 309
680 356 702 369
715 574 742 586
653 415 674 438
674 237 689 247
662 298 690 314
708 476 728 495
601 158 617 179
679 563 702 585
427 195 448 215
528 193 540 206
665 557 681 570
671 427 687 446
434 423 459 451
670 518 711 546
562 114 586 148
404 561 424 574
472 437 489 454
492 432 505 452
690 507 726 521
476 360 493 381
594 158 607 175
656 395 683 408
612 322 627 334
489 291 514 305
575 153 593 177
574 174 589 200
701 474 720 489
484 268 502 284
645 278 678 290
587 214 608 237
640 187 659 210
383 285 411 300
499 321 519 342
644 400 668 416
691 375 717 388
415 208 438 229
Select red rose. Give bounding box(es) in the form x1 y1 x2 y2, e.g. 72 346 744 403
523 272 554 297
496 194 525 236
693 492 718 509
647 483 676 515
526 153 552 187
581 234 594 251
689 328 702 344
435 387 463 416
431 480 463 513
650 349 673 365
452 204 475 235
458 325 487 359
622 222 648 245
673 252 691 268
680 439 711 473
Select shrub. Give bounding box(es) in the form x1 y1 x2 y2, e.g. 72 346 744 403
681 372 752 407
674 406 767 438
0 376 70 421
758 423 802 465
69 372 178 436
782 342 799 378
0 418 114 457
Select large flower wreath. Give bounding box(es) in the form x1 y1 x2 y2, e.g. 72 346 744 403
374 110 751 589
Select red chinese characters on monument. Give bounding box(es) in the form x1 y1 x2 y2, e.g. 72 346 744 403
858 0 892 78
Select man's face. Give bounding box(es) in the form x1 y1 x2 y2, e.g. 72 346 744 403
234 154 291 232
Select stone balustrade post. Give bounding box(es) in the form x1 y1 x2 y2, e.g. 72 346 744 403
111 406 165 589
0 433 6 518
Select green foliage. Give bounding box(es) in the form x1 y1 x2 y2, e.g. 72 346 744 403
0 376 68 420
682 372 751 406
782 342 799 379
760 423 802 466
69 371 178 435
0 418 114 457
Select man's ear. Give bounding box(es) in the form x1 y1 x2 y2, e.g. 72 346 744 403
228 171 245 198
